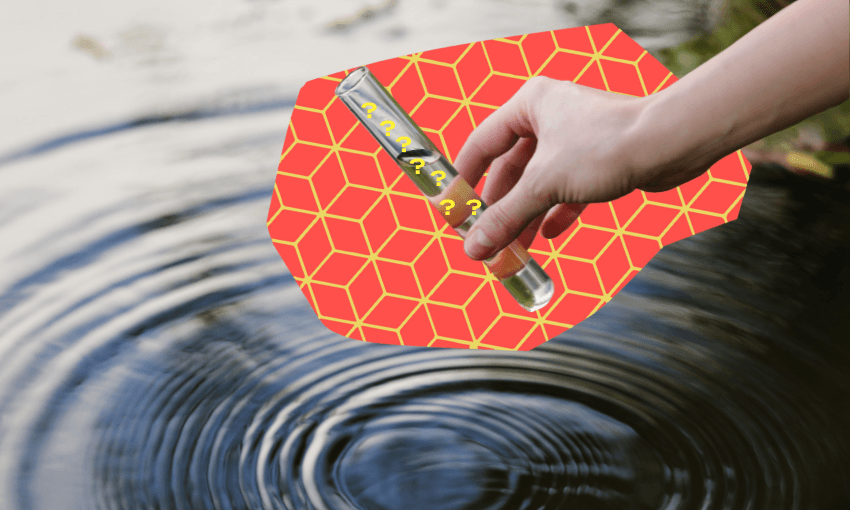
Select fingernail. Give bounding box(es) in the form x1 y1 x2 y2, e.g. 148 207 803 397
465 228 494 259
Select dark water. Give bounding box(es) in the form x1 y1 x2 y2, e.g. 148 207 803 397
1 114 849 510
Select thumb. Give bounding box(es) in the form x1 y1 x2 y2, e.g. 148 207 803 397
463 167 552 261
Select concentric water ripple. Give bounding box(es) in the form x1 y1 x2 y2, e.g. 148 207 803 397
1 104 849 510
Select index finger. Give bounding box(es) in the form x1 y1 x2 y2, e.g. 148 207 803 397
452 79 539 190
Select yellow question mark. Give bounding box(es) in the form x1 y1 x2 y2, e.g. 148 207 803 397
431 170 446 186
410 158 425 174
361 102 377 118
440 199 455 216
467 199 482 215
396 136 412 152
380 120 395 136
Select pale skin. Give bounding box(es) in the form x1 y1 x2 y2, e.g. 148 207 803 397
457 0 850 261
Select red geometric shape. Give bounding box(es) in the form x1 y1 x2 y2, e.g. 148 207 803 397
272 25 749 350
519 325 547 351
442 110 475 162
321 318 354 337
709 152 749 183
312 283 356 321
611 190 644 227
419 61 463 99
465 284 500 339
338 151 383 189
364 296 418 329
552 26 594 53
587 24 619 51
389 65 426 112
327 186 382 219
678 172 711 206
268 186 281 222
483 40 528 76
595 237 631 293
558 258 602 295
376 151 404 189
289 108 332 145
368 57 409 86
272 241 304 278
325 217 369 254
376 260 421 299
638 53 672 94
312 156 347 210
362 196 397 252
579 202 617 229
480 316 535 348
413 240 448 296
411 97 463 131
521 31 557 75
279 143 329 176
688 211 726 234
276 175 318 212
626 204 680 237
456 42 491 98
268 210 315 243
431 339 470 349
562 227 614 260
644 187 683 206
298 220 332 275
400 305 436 346
468 105 498 128
380 230 432 263
390 194 436 231
657 74 678 92
611 269 639 295
661 213 693 246
547 293 602 326
420 43 469 64
726 194 745 220
429 273 485 306
602 31 645 61
599 60 644 96
622 234 661 268
538 52 593 82
575 61 607 91
348 262 383 318
339 121 381 153
313 252 368 286
441 237 487 275
428 303 473 341
472 74 527 107
295 77 338 110
325 98 359 144
493 277 533 316
361 326 402 346
690 182 745 214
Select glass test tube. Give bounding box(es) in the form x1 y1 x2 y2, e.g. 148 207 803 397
335 67 554 312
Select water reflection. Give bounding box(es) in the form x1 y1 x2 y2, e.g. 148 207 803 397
1 97 848 510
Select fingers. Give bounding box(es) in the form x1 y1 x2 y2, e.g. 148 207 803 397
453 80 539 190
517 212 546 251
463 153 554 261
479 136 537 206
540 203 587 239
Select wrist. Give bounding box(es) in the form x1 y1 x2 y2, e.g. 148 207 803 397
626 84 731 190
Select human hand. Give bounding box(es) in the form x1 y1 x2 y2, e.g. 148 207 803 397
455 76 669 261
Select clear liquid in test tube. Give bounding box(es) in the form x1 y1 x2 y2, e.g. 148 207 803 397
335 66 554 312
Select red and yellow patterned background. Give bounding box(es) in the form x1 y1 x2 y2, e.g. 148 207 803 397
268 23 752 351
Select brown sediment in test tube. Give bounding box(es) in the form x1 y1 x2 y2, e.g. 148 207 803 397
426 176 480 228
425 176 533 280
485 241 532 280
